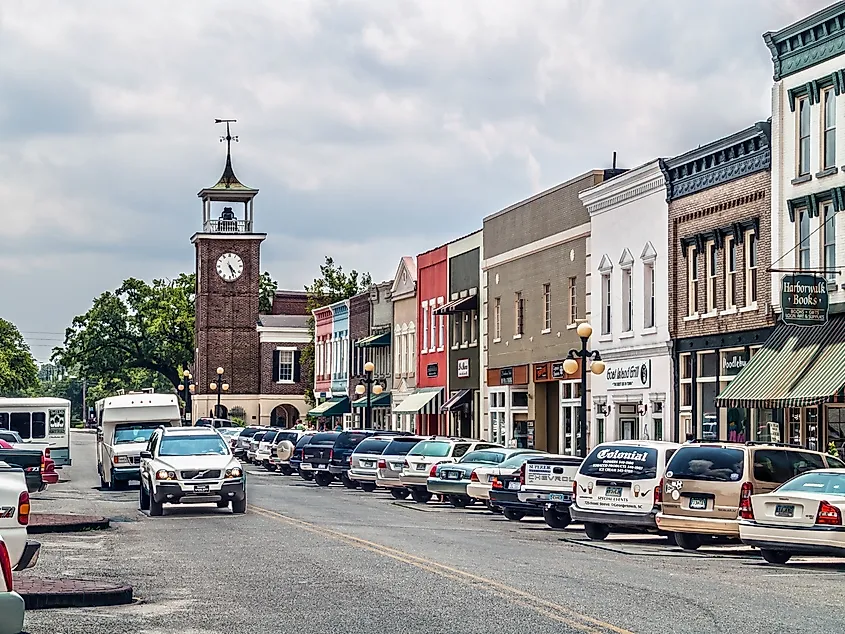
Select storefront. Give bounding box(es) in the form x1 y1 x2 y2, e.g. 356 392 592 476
487 366 529 447
528 358 583 454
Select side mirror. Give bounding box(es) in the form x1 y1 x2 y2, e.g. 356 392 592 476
140 451 152 459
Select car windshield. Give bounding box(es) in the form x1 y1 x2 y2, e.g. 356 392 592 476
497 452 545 469
113 424 160 445
459 450 506 464
580 445 659 481
383 438 424 456
778 471 845 494
665 446 744 482
354 438 391 454
336 432 369 450
159 434 229 456
409 441 451 457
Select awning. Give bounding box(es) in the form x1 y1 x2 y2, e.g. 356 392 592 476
441 389 472 412
352 392 392 408
393 388 442 414
356 331 391 347
716 316 845 409
307 397 350 417
433 295 478 315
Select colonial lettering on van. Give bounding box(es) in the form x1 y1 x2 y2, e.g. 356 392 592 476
605 359 651 390
781 273 829 327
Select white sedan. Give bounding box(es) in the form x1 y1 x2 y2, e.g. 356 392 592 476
740 468 845 564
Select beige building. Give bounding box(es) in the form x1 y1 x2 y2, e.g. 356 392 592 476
389 257 418 431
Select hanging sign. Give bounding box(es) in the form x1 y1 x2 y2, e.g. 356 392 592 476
781 274 829 326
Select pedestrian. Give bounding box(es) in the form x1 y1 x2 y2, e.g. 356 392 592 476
684 432 695 444
334 422 343 431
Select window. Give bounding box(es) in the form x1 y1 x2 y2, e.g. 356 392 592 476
798 209 811 270
437 298 444 349
622 268 632 332
452 313 462 348
823 202 837 280
408 331 415 374
824 88 836 170
514 291 524 336
469 309 478 345
745 231 758 305
652 401 663 441
543 283 552 330
706 241 717 313
568 278 578 325
601 274 611 335
725 236 736 309
798 96 811 176
643 262 655 328
430 301 437 352
462 311 471 345
421 303 428 352
687 246 698 316
395 331 402 374
493 297 501 340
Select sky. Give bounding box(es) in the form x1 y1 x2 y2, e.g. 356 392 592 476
0 0 831 362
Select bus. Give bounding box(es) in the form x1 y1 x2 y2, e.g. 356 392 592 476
0 397 73 466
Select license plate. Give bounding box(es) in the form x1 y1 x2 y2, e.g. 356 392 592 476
416 463 427 471
362 461 374 468
193 485 210 493
446 471 463 480
311 463 325 470
689 497 707 510
549 493 569 502
508 481 521 491
775 504 794 518
605 486 622 497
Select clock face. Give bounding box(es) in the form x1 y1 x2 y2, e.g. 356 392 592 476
216 252 244 282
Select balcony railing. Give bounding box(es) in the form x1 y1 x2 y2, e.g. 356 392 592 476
203 219 252 233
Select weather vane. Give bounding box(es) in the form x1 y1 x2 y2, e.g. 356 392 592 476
215 118 238 156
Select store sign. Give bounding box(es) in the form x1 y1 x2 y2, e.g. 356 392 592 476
551 362 565 379
499 367 513 385
457 358 470 378
426 363 438 378
606 359 651 391
534 363 549 382
722 352 748 376
781 274 829 327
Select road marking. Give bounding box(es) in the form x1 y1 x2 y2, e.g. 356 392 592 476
251 505 635 634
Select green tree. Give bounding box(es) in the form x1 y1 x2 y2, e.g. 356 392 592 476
53 275 195 391
259 271 278 314
302 257 372 406
0 318 38 395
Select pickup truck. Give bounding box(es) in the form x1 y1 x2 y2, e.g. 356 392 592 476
0 461 40 572
0 533 26 634
0 441 44 493
517 455 583 529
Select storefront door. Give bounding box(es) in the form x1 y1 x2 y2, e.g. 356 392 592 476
620 418 637 440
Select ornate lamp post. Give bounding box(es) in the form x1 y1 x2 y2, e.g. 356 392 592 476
208 366 229 418
562 322 605 458
176 369 195 422
355 361 384 430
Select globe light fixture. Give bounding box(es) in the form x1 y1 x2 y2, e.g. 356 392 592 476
355 384 366 396
364 361 375 373
373 384 383 395
209 382 217 392
562 358 579 376
216 367 225 375
564 322 603 457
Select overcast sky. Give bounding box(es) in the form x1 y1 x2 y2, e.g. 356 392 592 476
0 0 829 361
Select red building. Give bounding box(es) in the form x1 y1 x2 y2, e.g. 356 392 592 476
312 306 333 400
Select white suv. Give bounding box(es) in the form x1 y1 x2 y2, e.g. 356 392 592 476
139 427 246 516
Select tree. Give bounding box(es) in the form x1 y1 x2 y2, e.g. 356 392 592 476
259 271 278 314
0 318 38 395
53 275 195 391
302 257 372 406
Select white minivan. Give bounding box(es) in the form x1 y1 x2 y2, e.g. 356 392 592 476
570 440 680 541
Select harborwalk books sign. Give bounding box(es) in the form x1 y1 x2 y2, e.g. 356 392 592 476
780 274 829 327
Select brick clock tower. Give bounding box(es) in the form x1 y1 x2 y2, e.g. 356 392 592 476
191 121 266 417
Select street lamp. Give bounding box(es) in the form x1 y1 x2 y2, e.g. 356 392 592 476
355 361 383 430
208 366 229 418
563 322 605 458
176 369 195 422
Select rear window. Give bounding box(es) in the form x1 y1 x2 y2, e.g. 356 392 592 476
311 432 340 445
459 450 506 464
778 471 845 494
753 449 825 484
827 455 845 468
262 431 278 442
498 452 545 469
383 438 425 455
354 439 391 454
295 434 315 448
665 446 744 482
240 427 262 437
409 441 451 457
274 432 299 444
336 432 369 450
581 445 659 481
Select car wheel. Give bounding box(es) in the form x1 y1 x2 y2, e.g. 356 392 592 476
342 474 359 489
450 495 474 508
315 472 333 487
390 488 409 500
360 482 377 493
410 489 432 504
503 509 525 521
149 494 163 517
216 500 229 508
232 495 247 514
760 549 791 565
280 466 293 476
299 469 314 481
584 522 610 541
139 482 150 511
486 500 503 514
674 532 702 551
543 507 571 529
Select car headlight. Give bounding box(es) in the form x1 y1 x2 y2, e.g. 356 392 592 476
155 469 176 480
225 467 243 478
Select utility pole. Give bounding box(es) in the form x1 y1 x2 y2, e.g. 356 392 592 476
81 377 88 424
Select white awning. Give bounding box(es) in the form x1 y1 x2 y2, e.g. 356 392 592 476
392 388 442 414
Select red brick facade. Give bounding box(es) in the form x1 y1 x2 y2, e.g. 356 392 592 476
259 341 307 395
271 290 308 315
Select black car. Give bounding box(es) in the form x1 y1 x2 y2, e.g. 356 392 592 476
489 473 542 522
328 430 409 487
289 433 316 479
301 432 342 486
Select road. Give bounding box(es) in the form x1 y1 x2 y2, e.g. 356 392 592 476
20 431 845 634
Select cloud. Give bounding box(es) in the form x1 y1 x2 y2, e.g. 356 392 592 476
0 0 831 358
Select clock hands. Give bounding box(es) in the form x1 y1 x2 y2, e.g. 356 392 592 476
228 263 236 276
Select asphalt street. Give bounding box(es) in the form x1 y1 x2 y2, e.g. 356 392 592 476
19 431 845 634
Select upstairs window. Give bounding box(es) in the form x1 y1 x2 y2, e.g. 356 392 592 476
421 303 428 353
437 298 444 349
514 291 525 336
798 97 811 176
687 246 698 316
543 283 552 330
745 231 758 305
452 312 462 348
429 300 436 352
823 202 837 281
568 278 577 325
601 274 611 335
798 209 811 270
493 297 501 340
621 268 632 332
824 88 836 170
643 262 655 328
725 236 736 309
706 241 718 313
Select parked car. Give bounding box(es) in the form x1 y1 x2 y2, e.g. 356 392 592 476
139 427 246 516
271 430 310 475
467 451 546 510
401 438 502 503
329 430 408 487
0 533 25 634
349 436 396 492
255 429 283 468
217 427 242 449
656 441 844 550
233 426 267 459
375 436 427 498
247 430 270 464
290 433 317 479
301 432 342 486
428 448 537 508
0 440 44 493
518 454 584 528
739 468 845 564
195 417 237 428
0 461 39 572
489 472 543 521
571 441 680 541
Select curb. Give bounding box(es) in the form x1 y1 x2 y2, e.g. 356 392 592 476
28 514 110 535
15 577 133 610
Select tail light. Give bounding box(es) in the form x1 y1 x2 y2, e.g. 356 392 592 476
519 462 526 486
17 491 30 526
739 482 754 520
470 470 479 482
429 463 439 477
403 460 409 469
44 448 50 458
655 477 663 505
0 540 12 591
573 480 577 504
816 501 843 526
329 449 334 462
491 477 503 490
378 459 387 469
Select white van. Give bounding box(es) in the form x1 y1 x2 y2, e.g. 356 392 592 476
96 392 182 490
570 440 680 541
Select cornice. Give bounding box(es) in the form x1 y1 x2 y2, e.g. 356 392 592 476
663 123 770 202
764 1 845 80
579 160 665 214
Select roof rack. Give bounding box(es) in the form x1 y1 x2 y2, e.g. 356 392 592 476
744 441 804 448
687 439 805 449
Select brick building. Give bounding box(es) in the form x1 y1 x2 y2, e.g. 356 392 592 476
664 123 774 441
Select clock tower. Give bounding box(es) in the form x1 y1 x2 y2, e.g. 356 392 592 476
191 120 266 413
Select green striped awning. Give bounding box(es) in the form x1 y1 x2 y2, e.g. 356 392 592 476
716 316 845 409
352 392 392 408
355 331 391 347
307 397 350 417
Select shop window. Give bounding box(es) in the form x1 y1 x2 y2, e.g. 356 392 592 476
699 351 718 377
725 236 736 309
745 231 758 305
788 409 802 446
823 202 837 281
798 209 811 271
680 353 692 379
698 383 717 439
807 408 819 452
643 262 655 328
622 267 632 332
687 246 698 316
493 298 501 341
827 408 845 453
798 96 811 176
681 384 692 408
823 87 836 170
727 407 748 443
755 409 782 443
462 312 471 346
511 391 528 409
706 240 717 313
601 274 611 335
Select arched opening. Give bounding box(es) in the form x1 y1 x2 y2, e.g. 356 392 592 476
270 403 300 428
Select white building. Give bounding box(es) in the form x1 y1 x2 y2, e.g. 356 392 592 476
579 160 673 443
